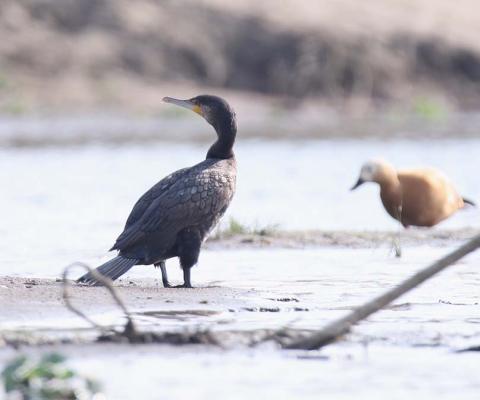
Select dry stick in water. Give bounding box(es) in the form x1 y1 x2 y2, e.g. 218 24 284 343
285 234 480 350
62 262 137 337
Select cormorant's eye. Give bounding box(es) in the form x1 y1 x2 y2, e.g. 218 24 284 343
191 100 203 116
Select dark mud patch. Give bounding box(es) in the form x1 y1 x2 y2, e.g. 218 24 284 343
134 310 220 319
240 306 309 313
94 327 313 348
457 345 480 352
242 307 281 313
0 327 314 349
268 297 300 303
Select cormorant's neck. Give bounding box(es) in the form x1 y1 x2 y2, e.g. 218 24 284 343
206 114 236 160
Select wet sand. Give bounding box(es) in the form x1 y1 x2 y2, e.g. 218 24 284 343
1 228 478 336
0 276 262 329
2 240 480 399
2 236 479 343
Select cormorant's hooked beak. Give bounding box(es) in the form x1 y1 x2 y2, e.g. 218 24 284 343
163 97 203 116
350 177 365 191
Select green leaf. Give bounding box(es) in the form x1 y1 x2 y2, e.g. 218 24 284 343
1 355 28 378
41 353 66 364
55 368 75 380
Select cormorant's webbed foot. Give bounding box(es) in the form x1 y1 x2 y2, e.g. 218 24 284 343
173 283 193 288
155 261 171 288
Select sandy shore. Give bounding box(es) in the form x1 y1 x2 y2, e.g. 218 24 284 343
0 276 263 325
0 274 312 350
2 228 478 329
1 230 478 350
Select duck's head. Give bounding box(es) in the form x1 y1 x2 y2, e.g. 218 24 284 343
350 159 395 190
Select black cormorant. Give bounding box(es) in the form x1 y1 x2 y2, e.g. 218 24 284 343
77 95 237 288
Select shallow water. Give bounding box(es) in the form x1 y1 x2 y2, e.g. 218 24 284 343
2 341 480 400
1 138 480 276
2 138 480 399
65 344 480 400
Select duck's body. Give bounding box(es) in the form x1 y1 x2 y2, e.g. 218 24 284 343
352 160 474 228
78 95 237 287
381 168 465 227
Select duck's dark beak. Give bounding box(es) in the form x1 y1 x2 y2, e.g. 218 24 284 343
162 97 203 116
350 177 365 191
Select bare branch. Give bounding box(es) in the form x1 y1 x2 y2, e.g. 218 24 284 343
285 234 480 350
62 262 137 336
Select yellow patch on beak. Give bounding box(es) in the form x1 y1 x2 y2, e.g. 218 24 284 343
192 105 203 116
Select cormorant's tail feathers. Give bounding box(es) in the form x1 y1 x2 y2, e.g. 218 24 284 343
463 197 476 207
77 256 138 285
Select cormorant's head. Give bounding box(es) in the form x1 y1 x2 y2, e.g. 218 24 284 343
163 94 236 132
163 94 237 159
350 159 394 190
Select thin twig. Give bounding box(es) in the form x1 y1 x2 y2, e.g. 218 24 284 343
285 233 480 350
62 262 137 336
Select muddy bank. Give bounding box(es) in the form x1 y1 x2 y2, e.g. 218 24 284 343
207 228 480 249
1 241 480 400
2 235 480 398
2 239 479 349
0 277 261 325
3 110 480 149
0 276 310 348
1 0 480 113
2 110 480 148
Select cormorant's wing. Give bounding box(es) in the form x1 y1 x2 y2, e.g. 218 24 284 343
110 167 190 250
141 168 233 233
112 161 235 252
124 167 190 227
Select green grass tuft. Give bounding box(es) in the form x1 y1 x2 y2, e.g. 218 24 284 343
212 217 279 239
413 97 447 121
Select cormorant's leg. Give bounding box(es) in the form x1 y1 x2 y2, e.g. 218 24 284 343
154 261 170 288
160 262 171 287
182 267 192 288
175 228 201 288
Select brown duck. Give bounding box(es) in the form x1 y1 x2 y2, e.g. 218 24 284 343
351 159 475 228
